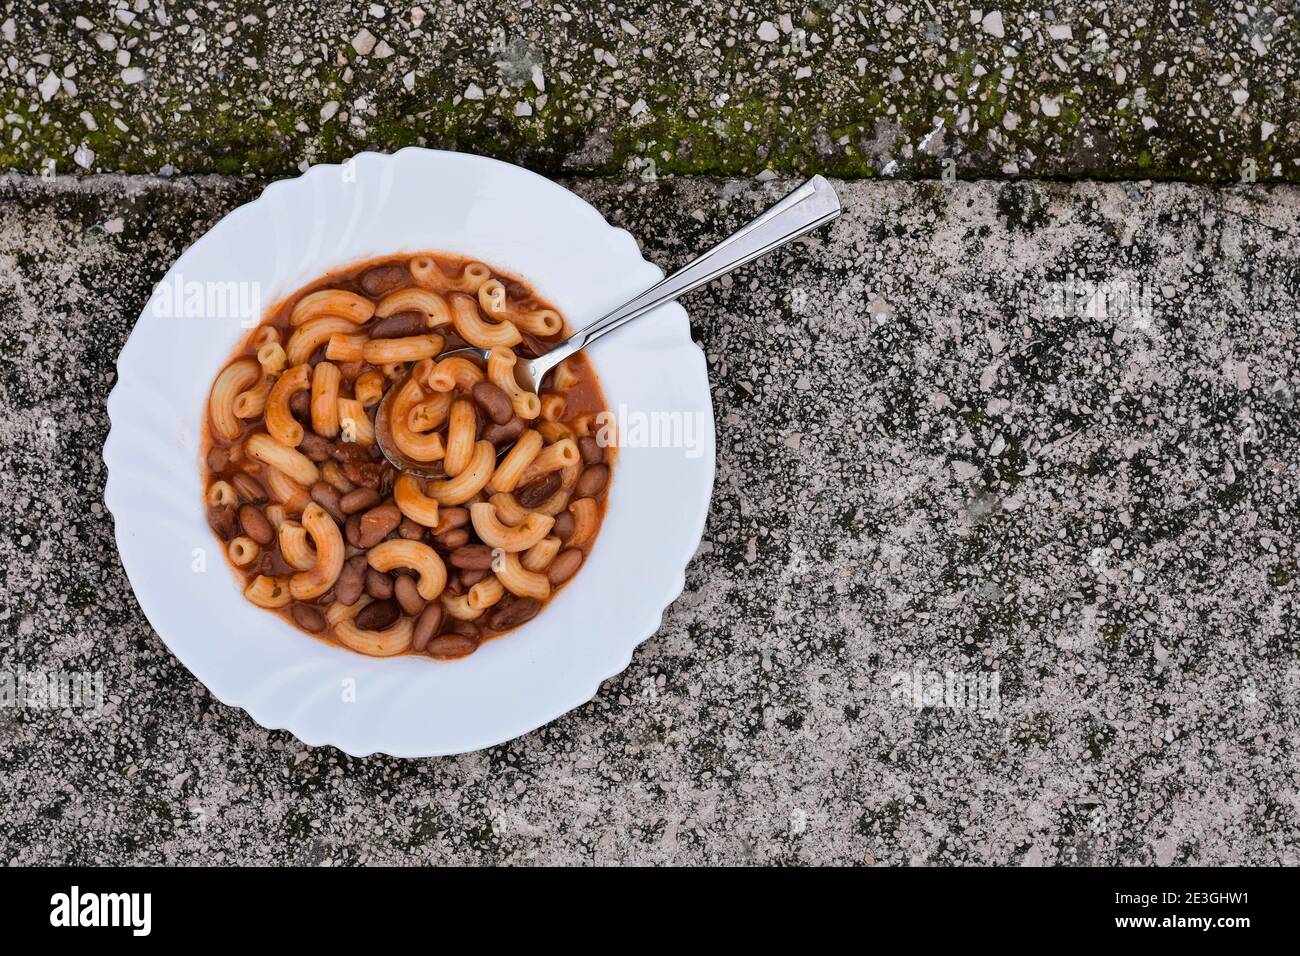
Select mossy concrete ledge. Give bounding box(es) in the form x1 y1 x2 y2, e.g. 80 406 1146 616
0 173 1298 863
0 1 1296 182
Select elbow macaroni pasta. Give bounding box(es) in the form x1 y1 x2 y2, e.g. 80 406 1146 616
443 399 478 476
265 364 311 447
264 465 312 512
310 361 342 439
290 289 375 326
495 551 551 601
393 474 441 527
277 521 318 570
246 432 319 487
469 501 555 552
426 355 485 392
487 346 542 420
362 333 445 365
488 429 543 494
410 256 491 294
451 292 522 349
375 287 453 326
209 359 261 441
289 503 345 600
477 279 563 336
367 539 448 600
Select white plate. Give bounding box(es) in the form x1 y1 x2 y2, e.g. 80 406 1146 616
103 149 715 757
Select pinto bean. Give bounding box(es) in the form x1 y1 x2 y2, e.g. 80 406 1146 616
238 504 274 545
449 543 494 570
331 441 372 463
393 574 426 616
434 507 469 534
425 632 478 659
460 568 489 588
516 472 561 508
486 597 542 632
575 464 609 498
291 603 326 633
355 599 399 631
342 461 384 490
546 548 584 585
578 436 604 465
369 311 425 339
517 331 553 357
344 513 364 549
230 472 267 503
551 510 575 541
298 432 334 462
357 503 402 548
412 603 444 652
398 517 425 540
434 527 470 551
481 416 525 447
365 568 394 599
207 446 231 471
340 486 380 514
359 262 410 296
335 555 368 605
471 381 514 425
208 504 238 540
309 482 345 523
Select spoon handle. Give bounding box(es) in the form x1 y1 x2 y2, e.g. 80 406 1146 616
535 175 842 375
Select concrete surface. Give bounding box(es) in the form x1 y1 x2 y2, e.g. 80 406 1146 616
1 172 1297 864
0 1 1296 182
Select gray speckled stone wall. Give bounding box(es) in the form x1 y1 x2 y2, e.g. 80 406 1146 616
1 173 1297 864
0 2 1296 182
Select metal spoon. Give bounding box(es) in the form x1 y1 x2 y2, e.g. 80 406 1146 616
376 175 842 477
